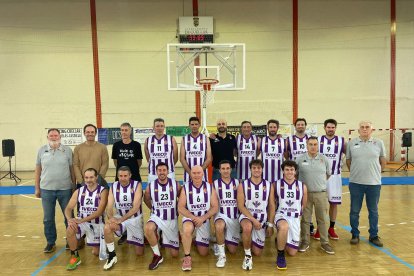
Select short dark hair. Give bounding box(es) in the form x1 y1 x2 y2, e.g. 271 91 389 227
281 160 298 171
294 118 307 126
83 123 97 133
324 119 337 127
241 121 252 127
249 159 263 169
120 122 132 129
219 160 231 169
189 116 200 124
307 136 318 143
84 167 98 177
267 119 280 128
117 166 131 174
154 118 165 125
156 162 169 170
47 128 60 134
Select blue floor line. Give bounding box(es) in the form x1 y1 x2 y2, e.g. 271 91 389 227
336 222 414 270
31 247 65 276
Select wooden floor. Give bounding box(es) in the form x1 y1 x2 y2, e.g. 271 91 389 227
1 170 414 275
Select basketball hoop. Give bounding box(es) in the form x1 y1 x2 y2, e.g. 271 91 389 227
196 78 219 136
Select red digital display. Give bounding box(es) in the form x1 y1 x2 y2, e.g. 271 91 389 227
179 34 214 44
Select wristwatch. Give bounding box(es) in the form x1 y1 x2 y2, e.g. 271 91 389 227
266 222 274 227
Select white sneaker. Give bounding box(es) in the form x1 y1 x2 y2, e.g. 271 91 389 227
242 255 253 270
103 255 117 270
216 255 226 268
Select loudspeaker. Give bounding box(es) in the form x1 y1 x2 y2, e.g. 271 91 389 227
402 132 412 148
2 139 15 157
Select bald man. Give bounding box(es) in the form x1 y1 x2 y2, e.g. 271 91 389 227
178 166 219 271
210 119 237 181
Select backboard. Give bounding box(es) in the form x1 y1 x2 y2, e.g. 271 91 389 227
167 43 245 91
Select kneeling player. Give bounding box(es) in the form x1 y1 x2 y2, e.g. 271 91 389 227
213 160 240 268
273 160 307 270
103 166 144 270
144 162 181 270
237 159 275 271
64 168 108 270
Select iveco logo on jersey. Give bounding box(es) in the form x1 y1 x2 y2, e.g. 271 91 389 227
152 152 168 158
265 153 282 158
240 150 255 156
325 153 337 158
81 206 97 212
156 202 173 208
190 203 207 211
188 151 203 157
220 199 237 206
118 203 133 208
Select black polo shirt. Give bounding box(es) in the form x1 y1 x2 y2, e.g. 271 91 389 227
210 133 237 169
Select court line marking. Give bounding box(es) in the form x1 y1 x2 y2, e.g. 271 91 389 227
31 247 65 276
17 180 41 200
337 222 414 270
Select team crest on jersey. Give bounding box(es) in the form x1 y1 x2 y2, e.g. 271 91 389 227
81 193 86 196
233 185 237 190
335 141 338 145
116 189 120 193
286 200 294 207
320 141 324 145
203 188 207 193
189 191 193 194
155 189 158 192
252 201 261 208
170 186 173 192
263 186 267 192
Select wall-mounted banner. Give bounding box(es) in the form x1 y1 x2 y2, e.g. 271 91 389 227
133 128 155 144
55 128 83 146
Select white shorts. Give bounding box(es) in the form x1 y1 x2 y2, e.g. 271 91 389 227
148 172 176 183
327 174 342 204
214 213 240 246
76 222 103 246
148 215 180 250
182 217 210 247
274 213 300 249
114 214 144 246
239 214 266 249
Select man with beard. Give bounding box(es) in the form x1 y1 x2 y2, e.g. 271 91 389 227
236 121 261 180
35 128 76 253
261 119 285 183
210 119 237 181
285 118 308 161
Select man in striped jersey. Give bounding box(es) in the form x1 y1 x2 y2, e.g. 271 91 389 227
261 119 285 183
178 166 219 271
316 119 345 240
213 160 240 268
236 121 261 180
180 117 212 184
64 168 108 270
144 162 181 270
145 118 178 183
285 118 308 161
273 160 307 270
102 166 143 270
237 159 275 270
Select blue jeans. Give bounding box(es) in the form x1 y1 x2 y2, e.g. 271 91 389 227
349 182 381 238
41 189 72 245
212 168 237 181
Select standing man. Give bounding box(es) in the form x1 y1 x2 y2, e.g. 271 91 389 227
103 166 143 271
213 160 240 268
236 121 261 180
64 168 108 270
210 119 237 181
144 162 181 270
180 117 212 184
297 137 335 255
144 118 178 182
346 121 386 247
73 124 109 186
237 159 275 271
317 119 345 239
273 160 307 270
178 166 218 271
261 119 285 183
112 122 143 182
285 118 308 161
35 128 75 253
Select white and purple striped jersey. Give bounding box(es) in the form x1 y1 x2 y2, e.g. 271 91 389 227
183 134 208 182
274 179 304 218
242 179 271 225
147 135 175 175
318 135 345 175
112 180 142 218
77 185 106 224
261 136 285 182
214 178 239 219
184 181 211 218
236 134 259 180
286 134 308 161
149 178 179 220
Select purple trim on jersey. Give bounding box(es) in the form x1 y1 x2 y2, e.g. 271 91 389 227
163 243 179 250
86 242 99 247
295 180 300 200
225 240 239 246
203 181 208 203
127 240 144 247
286 243 299 250
252 240 264 249
195 241 209 247
329 201 342 205
280 180 285 199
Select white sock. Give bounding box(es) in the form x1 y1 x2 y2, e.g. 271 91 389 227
244 248 251 256
151 244 160 256
107 242 115 252
217 244 225 256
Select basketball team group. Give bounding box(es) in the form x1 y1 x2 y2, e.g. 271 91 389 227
35 117 386 271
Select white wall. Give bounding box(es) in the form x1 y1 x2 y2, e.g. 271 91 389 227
0 0 413 170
